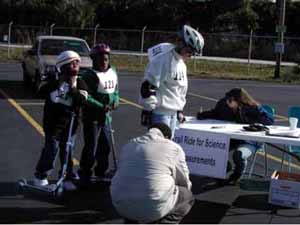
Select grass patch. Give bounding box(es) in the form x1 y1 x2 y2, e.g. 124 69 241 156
110 54 294 82
0 47 25 62
0 47 298 83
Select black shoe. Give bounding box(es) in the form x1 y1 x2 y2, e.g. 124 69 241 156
123 218 139 224
78 175 92 190
227 172 242 185
215 178 227 187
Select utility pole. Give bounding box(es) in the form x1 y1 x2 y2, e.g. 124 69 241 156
274 0 286 79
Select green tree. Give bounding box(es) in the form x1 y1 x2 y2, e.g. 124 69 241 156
235 0 259 33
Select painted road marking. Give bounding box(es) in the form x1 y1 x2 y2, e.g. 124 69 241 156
0 88 45 136
119 92 296 169
120 97 143 109
18 102 44 106
188 91 288 122
0 87 295 169
0 88 79 166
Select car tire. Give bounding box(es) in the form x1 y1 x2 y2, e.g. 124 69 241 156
34 71 41 94
22 64 31 87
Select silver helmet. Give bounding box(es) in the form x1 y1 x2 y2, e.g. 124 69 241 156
56 50 81 72
181 25 204 54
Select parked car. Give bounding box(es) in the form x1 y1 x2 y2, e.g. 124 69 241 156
22 35 92 90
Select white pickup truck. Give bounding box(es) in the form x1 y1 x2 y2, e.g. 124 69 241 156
22 35 92 91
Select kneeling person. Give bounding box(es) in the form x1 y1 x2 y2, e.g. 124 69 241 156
110 123 194 224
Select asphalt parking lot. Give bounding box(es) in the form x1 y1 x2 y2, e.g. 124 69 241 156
1 62 300 223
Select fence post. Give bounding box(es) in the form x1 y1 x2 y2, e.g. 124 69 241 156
193 27 200 71
248 29 253 75
93 24 100 46
8 21 13 59
140 26 147 66
50 23 55 36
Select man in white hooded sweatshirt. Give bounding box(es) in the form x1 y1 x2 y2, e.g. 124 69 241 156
110 123 194 224
139 25 204 138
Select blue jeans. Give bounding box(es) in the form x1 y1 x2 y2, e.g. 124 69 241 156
151 112 178 138
35 133 76 179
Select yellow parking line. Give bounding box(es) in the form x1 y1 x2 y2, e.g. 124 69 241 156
188 91 288 122
0 88 79 166
188 91 296 168
0 86 294 169
120 97 143 109
257 151 300 170
188 92 218 102
0 88 45 136
17 102 44 106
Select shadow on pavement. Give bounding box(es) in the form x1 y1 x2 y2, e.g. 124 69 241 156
232 193 271 211
0 80 38 99
2 179 231 224
0 181 120 223
182 200 231 224
0 182 19 197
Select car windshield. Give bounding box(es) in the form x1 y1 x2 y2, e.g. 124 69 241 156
40 39 90 56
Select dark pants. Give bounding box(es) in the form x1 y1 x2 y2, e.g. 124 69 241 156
35 132 75 179
232 150 245 177
228 140 246 178
158 186 195 224
123 186 195 224
78 121 110 179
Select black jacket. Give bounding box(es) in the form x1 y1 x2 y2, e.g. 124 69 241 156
39 76 88 138
197 97 274 125
197 97 274 148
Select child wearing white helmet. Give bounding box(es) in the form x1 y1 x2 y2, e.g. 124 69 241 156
33 50 89 188
139 24 204 137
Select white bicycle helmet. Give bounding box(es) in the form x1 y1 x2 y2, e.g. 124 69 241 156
182 25 204 54
56 50 81 72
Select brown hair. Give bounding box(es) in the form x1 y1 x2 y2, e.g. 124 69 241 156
225 88 259 107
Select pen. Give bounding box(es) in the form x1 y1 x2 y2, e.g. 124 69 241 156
211 126 225 129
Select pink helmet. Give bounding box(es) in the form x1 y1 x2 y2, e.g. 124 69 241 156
90 43 111 58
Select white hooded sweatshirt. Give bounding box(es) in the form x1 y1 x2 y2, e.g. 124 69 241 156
139 43 188 115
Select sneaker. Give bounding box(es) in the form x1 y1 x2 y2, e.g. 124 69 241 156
33 177 49 186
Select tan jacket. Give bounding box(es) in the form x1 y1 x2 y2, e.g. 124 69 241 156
110 128 191 223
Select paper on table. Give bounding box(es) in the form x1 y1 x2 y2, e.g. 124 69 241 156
266 128 300 138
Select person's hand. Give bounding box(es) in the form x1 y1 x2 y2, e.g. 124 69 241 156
111 102 118 110
141 110 152 126
177 111 186 123
68 75 77 88
103 105 111 112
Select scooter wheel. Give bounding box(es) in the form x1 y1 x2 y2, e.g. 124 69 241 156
17 179 27 193
55 185 64 198
18 179 27 187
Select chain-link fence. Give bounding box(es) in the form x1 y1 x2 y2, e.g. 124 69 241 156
1 23 300 62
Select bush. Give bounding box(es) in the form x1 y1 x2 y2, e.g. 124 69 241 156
282 66 300 82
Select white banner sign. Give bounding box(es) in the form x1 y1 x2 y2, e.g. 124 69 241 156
174 128 230 179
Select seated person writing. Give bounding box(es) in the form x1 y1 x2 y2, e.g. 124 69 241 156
197 88 274 184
